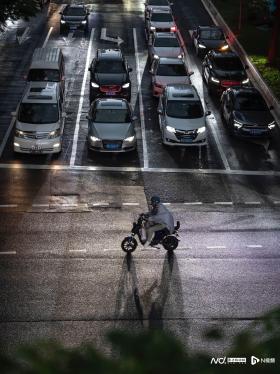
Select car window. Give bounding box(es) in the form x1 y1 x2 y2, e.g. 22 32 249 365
234 94 268 111
18 103 59 124
157 63 187 76
63 7 86 16
200 29 223 40
154 37 179 47
28 69 60 82
213 57 243 71
166 100 204 118
95 60 126 74
148 0 169 5
93 108 131 123
151 13 173 22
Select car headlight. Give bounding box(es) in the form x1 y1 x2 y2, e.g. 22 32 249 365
153 54 159 60
60 19 66 24
197 126 206 134
124 135 135 142
90 135 101 143
242 78 249 84
268 121 276 130
166 125 176 133
91 82 99 88
49 129 60 139
220 44 229 51
198 43 206 49
15 129 24 138
233 120 243 129
150 26 156 31
122 82 130 88
81 20 87 24
211 77 220 84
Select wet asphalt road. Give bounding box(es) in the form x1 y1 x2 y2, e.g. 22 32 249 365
0 0 280 357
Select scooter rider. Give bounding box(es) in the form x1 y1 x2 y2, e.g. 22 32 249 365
143 196 174 248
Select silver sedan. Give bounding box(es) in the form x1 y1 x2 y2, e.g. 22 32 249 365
148 32 184 62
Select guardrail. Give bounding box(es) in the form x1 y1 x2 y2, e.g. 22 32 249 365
201 0 280 124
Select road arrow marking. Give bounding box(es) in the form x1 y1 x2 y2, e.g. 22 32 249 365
16 27 31 45
100 28 124 45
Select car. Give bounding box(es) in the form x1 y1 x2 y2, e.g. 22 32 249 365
192 26 229 57
89 49 132 103
144 0 173 19
157 84 210 146
87 98 137 152
202 50 249 95
148 32 184 62
220 86 276 137
13 82 65 154
60 4 89 34
150 57 193 97
145 8 176 40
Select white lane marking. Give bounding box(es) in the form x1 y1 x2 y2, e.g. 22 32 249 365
70 28 95 166
162 203 171 205
207 246 226 249
89 202 110 206
184 202 202 205
68 249 87 252
244 201 261 205
0 251 16 255
214 202 233 205
0 204 18 208
177 29 231 171
42 26 53 48
273 201 280 204
100 28 124 45
122 202 140 206
133 28 149 170
246 245 263 248
0 117 15 159
104 247 120 251
32 204 49 207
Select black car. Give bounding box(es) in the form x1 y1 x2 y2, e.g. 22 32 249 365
89 49 132 103
202 50 249 95
192 26 229 57
221 87 276 137
60 4 89 34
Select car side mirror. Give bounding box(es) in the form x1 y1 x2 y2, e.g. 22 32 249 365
59 12 62 15
128 67 133 72
132 116 138 121
170 2 174 5
88 67 91 72
11 111 17 117
269 105 274 110
225 35 229 39
205 110 211 116
87 10 90 15
157 109 163 115
188 71 194 76
149 69 154 74
245 65 249 70
62 112 67 119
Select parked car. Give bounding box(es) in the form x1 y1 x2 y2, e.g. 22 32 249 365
13 82 65 154
60 4 89 34
144 0 173 19
148 32 184 62
145 8 176 40
202 50 249 95
89 49 132 103
220 86 276 137
150 57 193 97
158 84 210 146
87 98 137 152
192 26 229 57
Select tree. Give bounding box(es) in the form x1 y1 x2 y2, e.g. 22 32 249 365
268 0 280 65
0 0 41 32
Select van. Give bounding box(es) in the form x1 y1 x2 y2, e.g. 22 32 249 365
13 82 65 154
27 48 65 91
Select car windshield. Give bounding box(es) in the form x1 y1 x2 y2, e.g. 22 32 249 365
151 13 173 22
64 7 86 16
93 108 131 123
213 57 243 71
18 103 59 124
95 60 125 74
157 63 187 76
166 100 204 118
200 29 223 40
234 94 268 111
148 0 169 5
154 37 179 47
27 69 60 82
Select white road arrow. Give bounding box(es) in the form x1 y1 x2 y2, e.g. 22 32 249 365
16 27 31 45
100 28 124 46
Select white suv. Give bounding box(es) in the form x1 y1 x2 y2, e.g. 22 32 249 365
13 82 65 154
157 84 210 146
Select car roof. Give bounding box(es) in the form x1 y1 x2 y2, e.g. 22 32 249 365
97 49 123 60
65 4 86 9
22 82 58 104
166 84 200 101
150 8 172 14
95 98 129 110
198 25 223 31
158 57 184 64
154 32 177 38
30 48 62 70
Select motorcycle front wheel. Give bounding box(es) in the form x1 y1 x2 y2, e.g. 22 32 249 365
121 236 138 253
162 235 178 251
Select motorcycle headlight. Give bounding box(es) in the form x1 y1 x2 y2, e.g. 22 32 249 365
211 77 220 84
242 78 249 85
81 20 87 24
198 43 206 49
124 135 135 142
90 135 101 143
15 130 24 138
49 129 60 139
268 121 276 130
197 126 206 134
233 120 243 129
60 19 66 24
91 82 99 88
166 125 176 133
122 82 130 88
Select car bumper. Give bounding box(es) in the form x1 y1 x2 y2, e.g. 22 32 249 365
162 130 207 146
87 138 136 152
233 127 272 138
13 137 62 154
90 88 131 102
61 22 87 30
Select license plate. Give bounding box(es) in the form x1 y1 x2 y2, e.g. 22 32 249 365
106 91 116 95
31 145 42 153
105 143 119 150
180 136 193 143
250 129 263 135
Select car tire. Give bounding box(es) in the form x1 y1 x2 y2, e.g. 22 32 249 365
60 26 66 35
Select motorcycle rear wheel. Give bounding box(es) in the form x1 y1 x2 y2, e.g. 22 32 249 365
121 236 138 253
162 235 178 251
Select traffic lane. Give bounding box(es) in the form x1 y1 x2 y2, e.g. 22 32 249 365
174 0 280 171
0 255 279 355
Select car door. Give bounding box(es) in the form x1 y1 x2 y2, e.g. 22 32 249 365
150 58 159 86
158 91 165 128
193 27 199 49
203 55 210 82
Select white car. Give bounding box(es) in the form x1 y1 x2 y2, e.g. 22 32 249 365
144 0 173 18
157 84 210 146
150 57 193 97
148 32 184 61
145 8 176 39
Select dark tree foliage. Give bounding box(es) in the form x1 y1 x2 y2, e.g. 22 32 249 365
0 0 41 31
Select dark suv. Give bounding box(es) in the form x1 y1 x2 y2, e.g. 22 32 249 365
202 50 249 95
89 49 132 103
60 4 89 34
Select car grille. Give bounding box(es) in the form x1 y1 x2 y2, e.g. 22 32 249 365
100 85 121 93
175 129 197 140
19 131 50 139
102 140 123 150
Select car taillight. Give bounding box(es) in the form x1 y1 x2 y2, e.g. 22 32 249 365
170 26 176 32
154 82 162 88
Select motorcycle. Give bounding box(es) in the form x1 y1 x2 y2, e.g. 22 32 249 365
121 213 180 253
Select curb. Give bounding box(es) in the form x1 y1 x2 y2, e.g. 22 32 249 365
200 0 280 125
